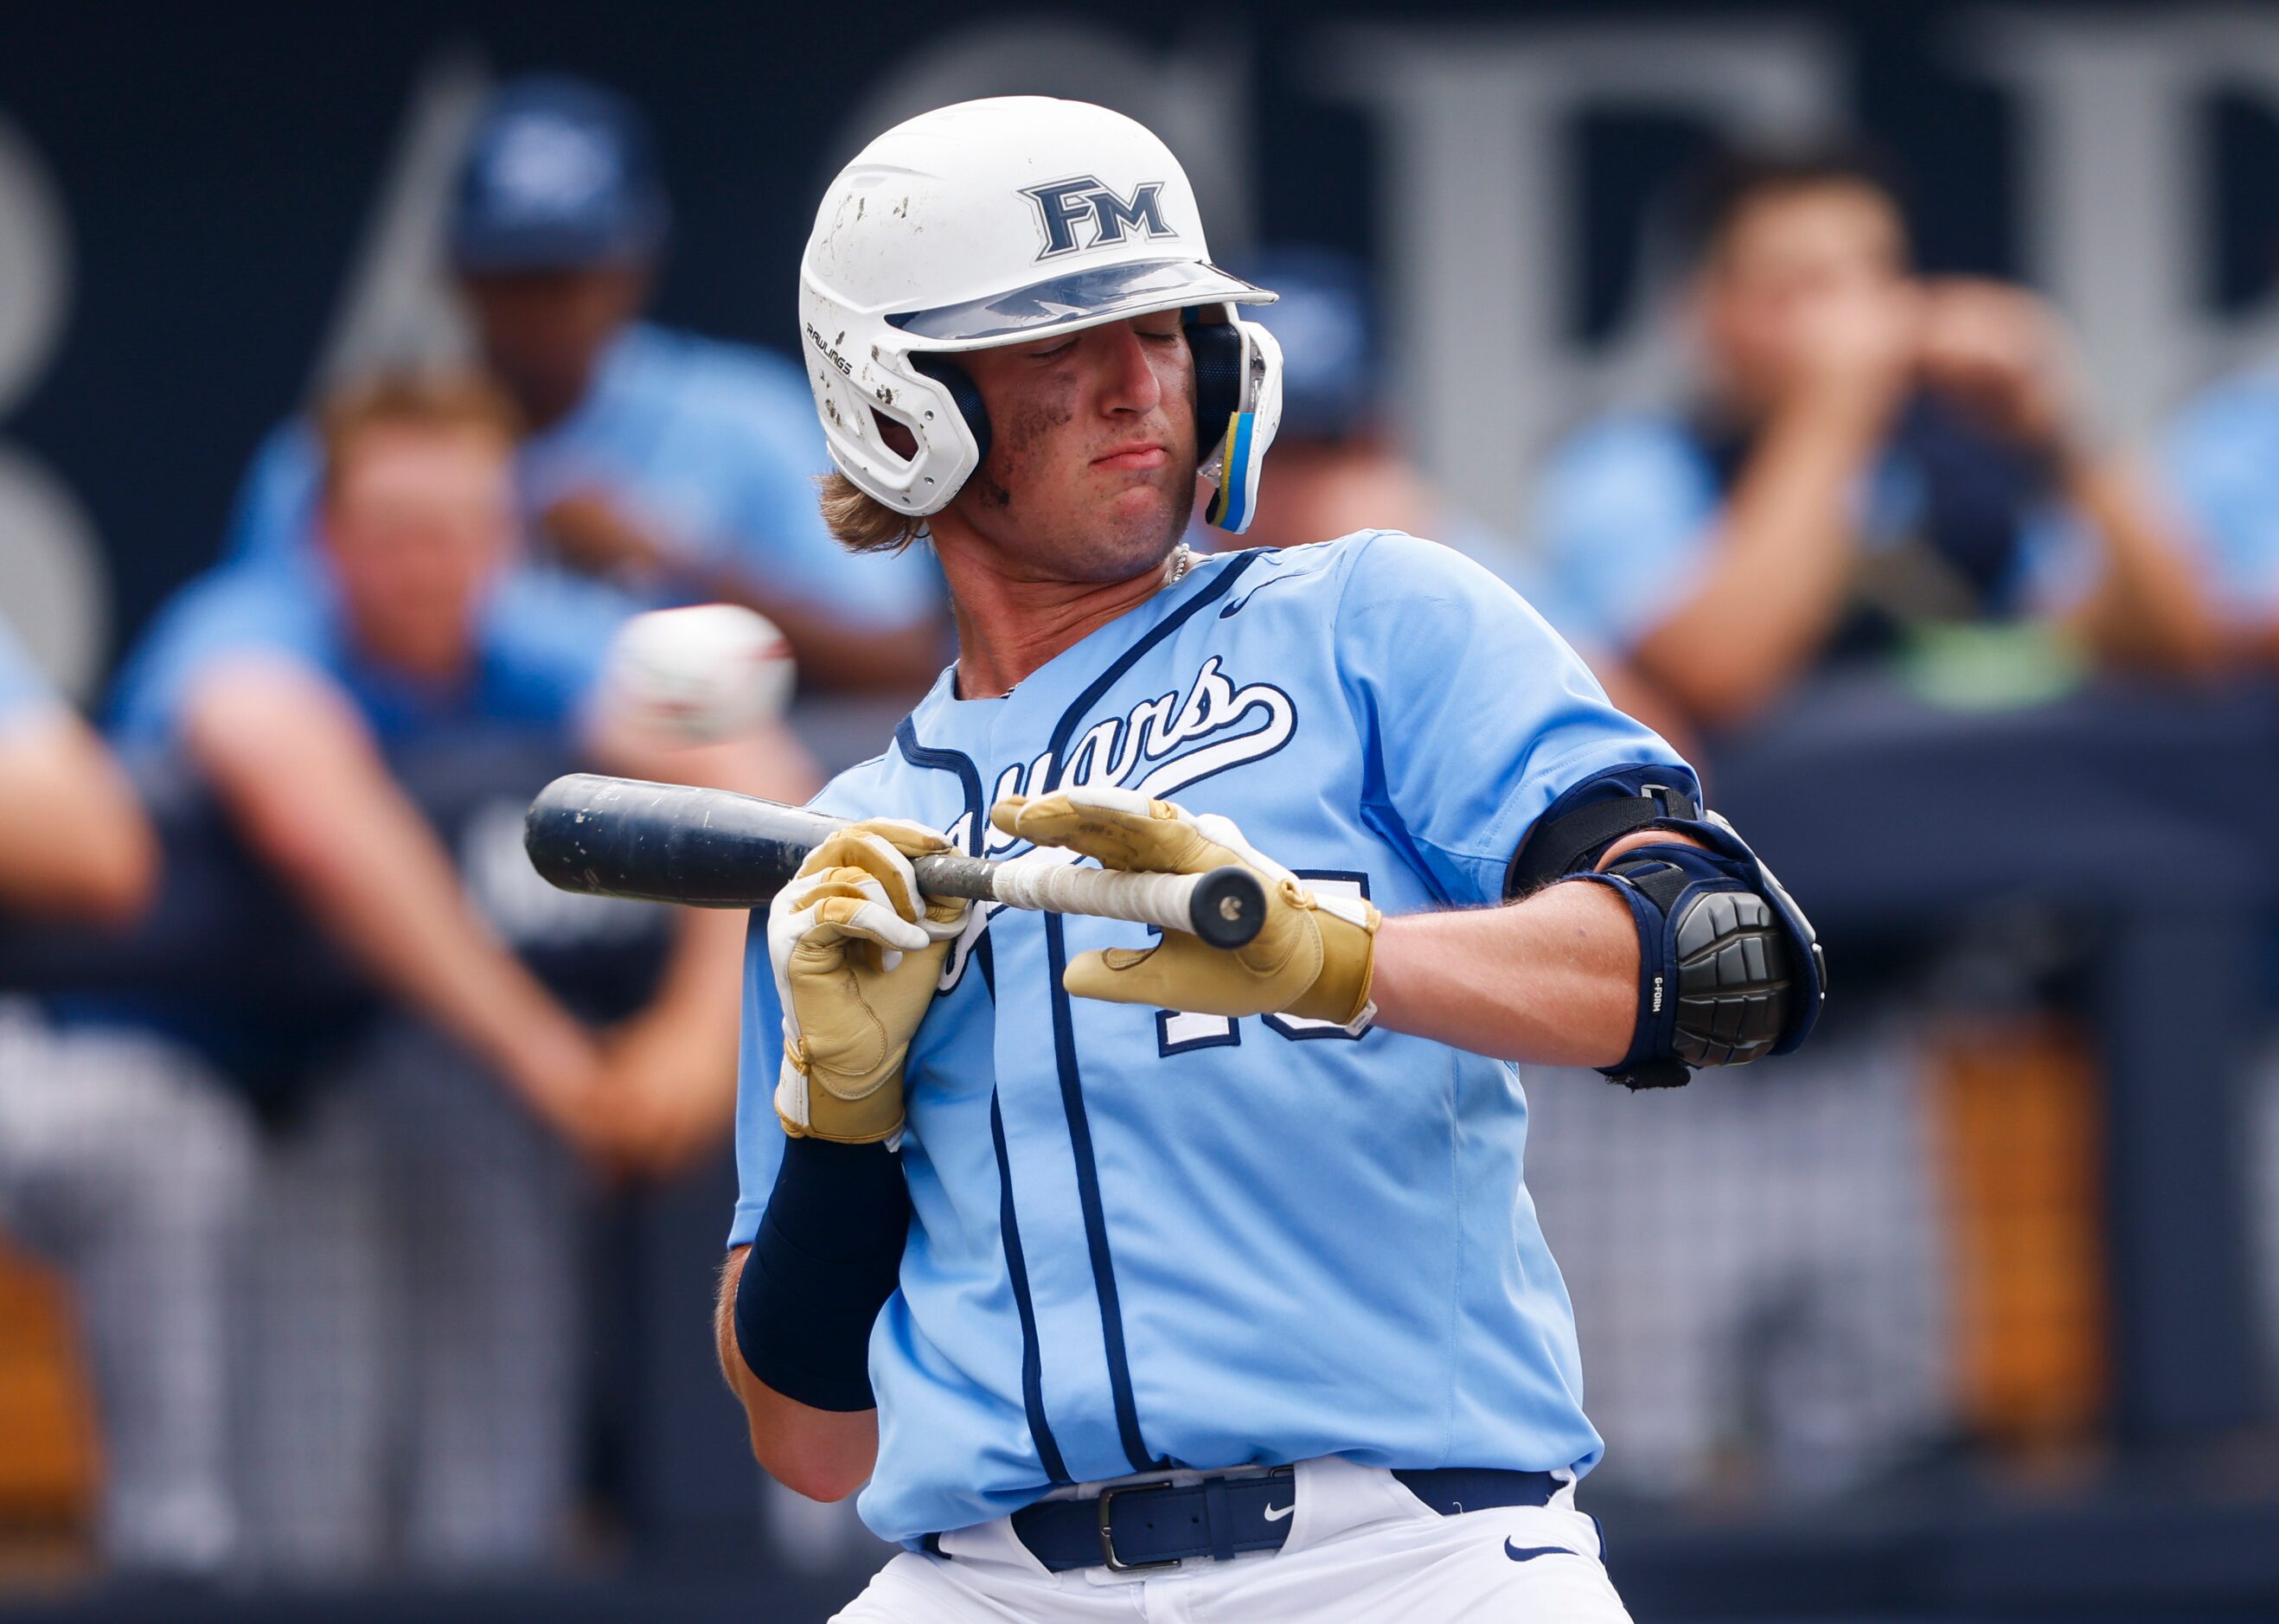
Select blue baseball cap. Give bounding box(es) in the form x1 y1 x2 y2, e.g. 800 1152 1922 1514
449 75 669 272
1238 246 1378 441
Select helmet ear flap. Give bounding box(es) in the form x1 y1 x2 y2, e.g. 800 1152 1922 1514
1186 314 1281 534
1185 319 1244 458
911 355 992 467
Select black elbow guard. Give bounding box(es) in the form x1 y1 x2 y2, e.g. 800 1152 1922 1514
1510 768 1825 1090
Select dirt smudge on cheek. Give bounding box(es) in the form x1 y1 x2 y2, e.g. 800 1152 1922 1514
977 391 1076 512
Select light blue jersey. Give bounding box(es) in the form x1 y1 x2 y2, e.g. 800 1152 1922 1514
2164 368 2279 622
222 323 940 630
729 531 1693 1544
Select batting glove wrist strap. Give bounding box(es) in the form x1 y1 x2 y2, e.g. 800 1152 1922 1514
734 1135 906 1412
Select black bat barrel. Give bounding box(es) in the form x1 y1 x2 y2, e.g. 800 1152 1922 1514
526 774 842 909
526 773 1271 947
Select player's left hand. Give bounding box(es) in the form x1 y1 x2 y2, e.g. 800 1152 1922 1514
769 819 970 1143
992 785 1380 1026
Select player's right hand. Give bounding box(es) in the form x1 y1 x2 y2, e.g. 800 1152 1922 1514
992 785 1380 1027
768 818 968 1144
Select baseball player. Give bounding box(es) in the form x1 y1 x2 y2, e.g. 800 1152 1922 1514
717 98 1822 1621
224 75 944 693
0 618 255 1576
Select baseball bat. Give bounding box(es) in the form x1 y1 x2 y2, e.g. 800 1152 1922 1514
523 773 1268 949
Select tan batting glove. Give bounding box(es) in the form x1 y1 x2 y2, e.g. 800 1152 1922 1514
768 819 969 1143
990 785 1380 1027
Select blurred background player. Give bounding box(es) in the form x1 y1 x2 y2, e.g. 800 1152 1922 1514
2163 287 2279 662
222 74 945 696
1531 144 2214 734
1514 142 2220 1504
1221 248 1492 560
1232 245 1693 745
0 623 253 1577
90 369 804 1576
2160 284 2279 1374
0 623 152 924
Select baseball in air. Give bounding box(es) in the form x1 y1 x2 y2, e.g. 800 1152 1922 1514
599 604 797 742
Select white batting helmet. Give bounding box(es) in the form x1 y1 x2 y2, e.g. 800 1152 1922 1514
798 96 1284 533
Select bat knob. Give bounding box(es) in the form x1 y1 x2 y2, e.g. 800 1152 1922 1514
1188 866 1267 949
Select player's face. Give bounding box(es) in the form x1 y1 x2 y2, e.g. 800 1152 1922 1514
458 266 647 430
1695 182 1910 406
945 312 1199 582
321 423 516 681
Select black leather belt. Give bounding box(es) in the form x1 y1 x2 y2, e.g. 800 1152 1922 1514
983 1465 1562 1574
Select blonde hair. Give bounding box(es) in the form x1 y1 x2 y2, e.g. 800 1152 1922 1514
315 368 521 499
817 470 928 555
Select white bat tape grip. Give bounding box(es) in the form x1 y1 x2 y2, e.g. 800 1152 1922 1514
989 854 1202 936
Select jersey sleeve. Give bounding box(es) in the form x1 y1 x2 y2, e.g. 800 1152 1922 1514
714 361 944 630
1335 531 1696 906
1530 415 1720 652
221 419 323 569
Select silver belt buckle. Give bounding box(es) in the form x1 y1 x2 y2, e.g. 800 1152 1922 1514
1097 1481 1182 1572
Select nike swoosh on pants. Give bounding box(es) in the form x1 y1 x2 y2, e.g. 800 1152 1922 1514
1502 1538 1572 1562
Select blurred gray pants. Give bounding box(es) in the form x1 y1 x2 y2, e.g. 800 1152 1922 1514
235 1020 582 1577
0 1007 255 1573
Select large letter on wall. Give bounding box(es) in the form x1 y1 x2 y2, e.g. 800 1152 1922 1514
1968 8 2279 435
1321 22 1840 530
0 107 105 700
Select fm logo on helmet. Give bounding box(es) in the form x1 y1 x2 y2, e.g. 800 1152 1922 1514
1021 175 1175 259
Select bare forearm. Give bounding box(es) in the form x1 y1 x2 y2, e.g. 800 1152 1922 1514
715 1245 880 1500
0 715 157 922
188 668 593 1108
1636 393 1886 725
266 786 575 1077
2062 452 2220 673
1369 879 1640 1066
